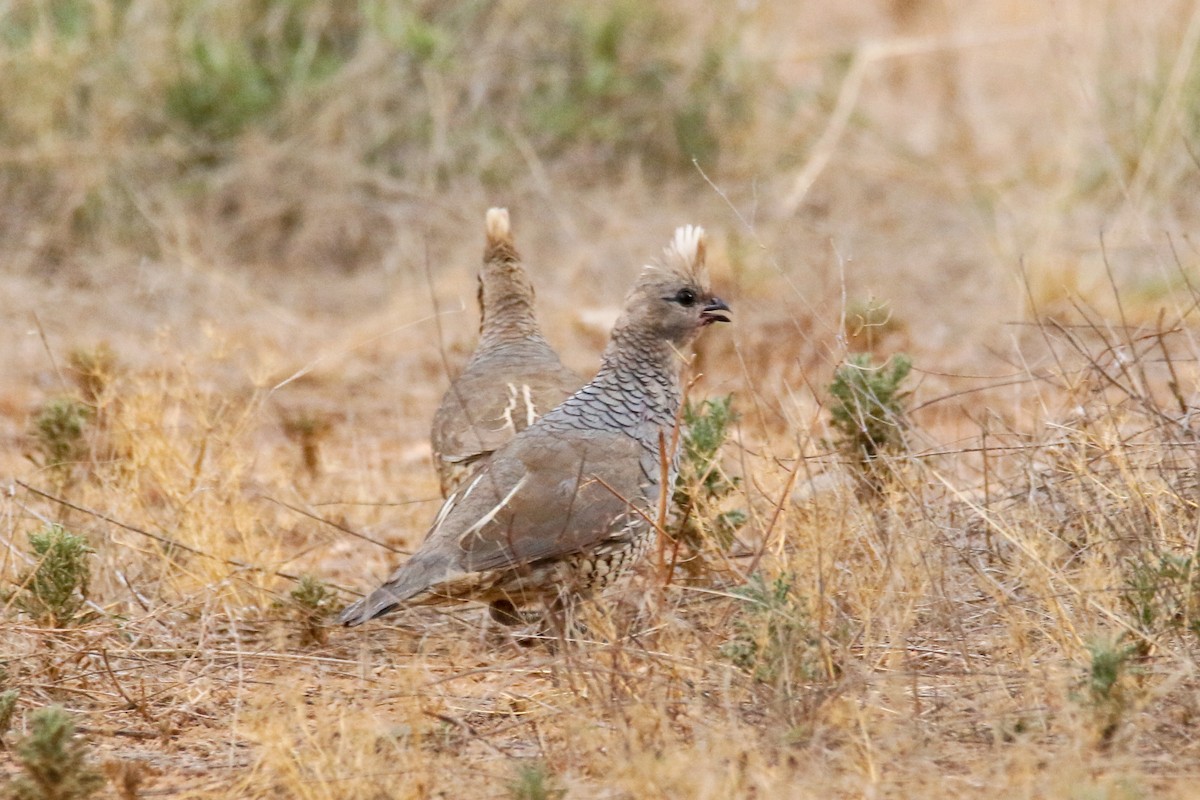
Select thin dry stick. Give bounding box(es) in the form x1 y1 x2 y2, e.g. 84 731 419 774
260 495 410 555
1017 257 1078 414
930 468 1154 650
100 648 158 726
660 372 698 587
31 311 69 392
269 307 451 394
1099 233 1153 402
656 428 672 584
590 475 671 548
980 424 996 560
780 46 869 216
12 479 358 594
1050 316 1193 436
780 26 1053 216
1155 309 1190 416
74 726 159 741
745 454 803 577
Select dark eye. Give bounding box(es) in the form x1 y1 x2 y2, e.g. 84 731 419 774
672 288 697 307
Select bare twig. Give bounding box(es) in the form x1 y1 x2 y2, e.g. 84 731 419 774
11 479 359 594
259 495 410 554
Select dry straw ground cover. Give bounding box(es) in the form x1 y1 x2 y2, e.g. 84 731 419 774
3 1 1200 797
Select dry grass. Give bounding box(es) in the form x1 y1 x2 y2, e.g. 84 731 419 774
4 0 1200 797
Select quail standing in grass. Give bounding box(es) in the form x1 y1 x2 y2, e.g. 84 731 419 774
338 225 730 628
430 207 583 497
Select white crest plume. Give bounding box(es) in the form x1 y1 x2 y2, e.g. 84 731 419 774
648 224 707 280
485 207 512 245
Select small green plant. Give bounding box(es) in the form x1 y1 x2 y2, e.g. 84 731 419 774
671 395 747 558
720 574 825 689
0 690 17 745
166 40 276 141
6 705 105 800
283 575 337 646
508 761 563 800
1 0 96 48
31 397 91 475
1086 639 1131 704
165 4 354 142
1123 552 1200 637
12 524 93 628
525 1 755 172
827 353 912 472
1076 638 1138 744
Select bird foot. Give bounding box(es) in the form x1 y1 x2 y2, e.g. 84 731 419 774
484 600 592 650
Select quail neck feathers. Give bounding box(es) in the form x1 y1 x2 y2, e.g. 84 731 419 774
429 208 582 497
338 224 730 627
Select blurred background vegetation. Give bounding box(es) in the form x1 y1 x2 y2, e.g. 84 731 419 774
4 0 1200 443
0 0 786 272
3 0 1193 280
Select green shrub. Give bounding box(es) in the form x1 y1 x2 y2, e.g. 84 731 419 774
1 0 98 48
1076 638 1139 744
827 353 912 475
1123 551 1200 637
286 574 337 646
523 1 755 173
508 761 563 800
720 574 825 688
31 397 90 474
671 395 746 558
12 524 93 628
0 690 17 744
165 2 356 142
6 705 104 800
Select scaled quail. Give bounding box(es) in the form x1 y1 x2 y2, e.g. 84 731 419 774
430 208 582 497
338 225 730 627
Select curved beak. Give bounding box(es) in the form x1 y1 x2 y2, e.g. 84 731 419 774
700 296 731 325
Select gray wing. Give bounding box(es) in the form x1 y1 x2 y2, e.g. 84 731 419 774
432 364 581 465
430 353 582 492
339 428 653 625
452 431 650 573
